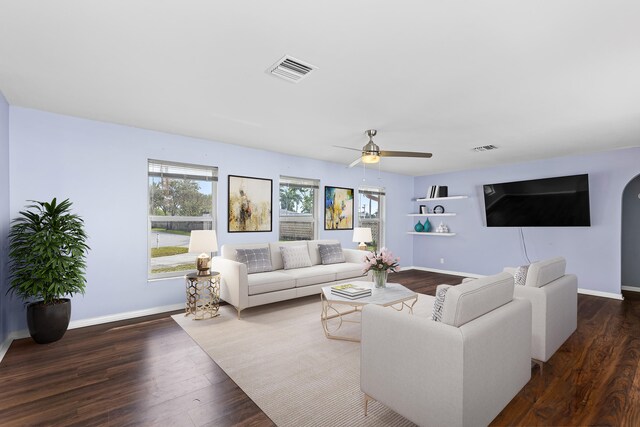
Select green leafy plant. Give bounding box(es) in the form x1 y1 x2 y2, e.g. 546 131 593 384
8 198 90 304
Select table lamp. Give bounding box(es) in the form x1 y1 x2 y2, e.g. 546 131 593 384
352 227 372 251
188 230 218 276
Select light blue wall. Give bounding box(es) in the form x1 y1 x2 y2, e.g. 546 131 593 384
7 103 637 337
413 147 640 296
7 107 414 330
0 91 10 345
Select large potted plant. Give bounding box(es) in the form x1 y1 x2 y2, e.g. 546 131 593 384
7 198 89 344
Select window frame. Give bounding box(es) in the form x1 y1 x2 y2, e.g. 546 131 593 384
357 186 385 251
278 175 320 241
147 159 218 280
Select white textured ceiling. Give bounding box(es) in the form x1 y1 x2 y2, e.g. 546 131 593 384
1 1 639 176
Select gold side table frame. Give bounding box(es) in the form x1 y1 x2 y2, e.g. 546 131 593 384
185 271 220 320
320 282 418 342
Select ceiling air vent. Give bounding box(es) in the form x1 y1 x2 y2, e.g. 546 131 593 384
267 55 317 83
472 145 498 152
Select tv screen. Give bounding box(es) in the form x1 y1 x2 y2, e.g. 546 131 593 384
483 174 591 227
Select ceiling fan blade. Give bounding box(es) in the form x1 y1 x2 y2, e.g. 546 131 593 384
379 150 433 158
333 145 363 152
348 157 362 168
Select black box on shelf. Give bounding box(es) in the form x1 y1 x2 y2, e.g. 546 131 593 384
437 186 448 197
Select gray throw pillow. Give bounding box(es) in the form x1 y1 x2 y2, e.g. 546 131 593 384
432 284 452 322
236 247 273 274
514 265 529 286
318 243 345 265
280 245 312 270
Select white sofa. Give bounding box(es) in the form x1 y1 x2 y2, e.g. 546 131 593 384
360 272 532 427
504 257 577 364
211 240 368 317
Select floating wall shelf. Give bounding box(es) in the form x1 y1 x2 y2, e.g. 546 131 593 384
407 213 456 217
415 195 468 202
406 232 456 236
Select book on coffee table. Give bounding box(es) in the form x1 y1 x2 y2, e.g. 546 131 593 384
331 284 371 299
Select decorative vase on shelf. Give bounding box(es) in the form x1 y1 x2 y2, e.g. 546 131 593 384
423 217 431 232
372 270 388 288
414 220 424 232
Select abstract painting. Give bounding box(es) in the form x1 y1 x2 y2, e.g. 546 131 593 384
228 175 272 232
324 186 354 230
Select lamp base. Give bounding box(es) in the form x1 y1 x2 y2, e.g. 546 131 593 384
358 242 367 251
196 254 211 276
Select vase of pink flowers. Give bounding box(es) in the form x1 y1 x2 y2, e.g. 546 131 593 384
363 248 400 288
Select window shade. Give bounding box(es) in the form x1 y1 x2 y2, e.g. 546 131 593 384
359 187 386 196
280 176 319 189
149 160 218 181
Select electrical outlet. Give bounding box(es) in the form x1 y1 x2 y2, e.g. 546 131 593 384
440 258 445 264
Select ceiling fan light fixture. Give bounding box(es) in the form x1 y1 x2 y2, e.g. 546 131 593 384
340 129 433 168
362 154 380 164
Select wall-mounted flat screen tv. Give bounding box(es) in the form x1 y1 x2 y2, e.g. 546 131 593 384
483 174 591 227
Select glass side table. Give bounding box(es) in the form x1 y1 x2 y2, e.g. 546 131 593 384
185 271 220 320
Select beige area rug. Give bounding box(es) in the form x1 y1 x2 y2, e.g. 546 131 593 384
172 295 434 426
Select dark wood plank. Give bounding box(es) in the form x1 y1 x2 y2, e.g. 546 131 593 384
1 269 639 426
0 311 275 427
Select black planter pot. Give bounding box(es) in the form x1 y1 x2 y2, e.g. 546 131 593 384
26 299 71 344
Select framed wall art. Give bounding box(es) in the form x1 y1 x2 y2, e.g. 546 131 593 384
228 175 272 232
324 186 354 230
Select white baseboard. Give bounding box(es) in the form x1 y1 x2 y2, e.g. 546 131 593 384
0 302 184 364
577 288 624 300
405 266 485 279
407 266 625 301
0 334 15 363
67 303 184 330
621 286 640 293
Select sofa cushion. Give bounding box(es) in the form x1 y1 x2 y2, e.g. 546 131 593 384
440 272 514 327
326 262 366 280
432 284 452 322
247 271 297 295
221 243 269 261
235 247 273 274
280 245 313 270
269 241 310 270
281 265 336 287
318 243 346 265
307 240 340 265
525 257 566 287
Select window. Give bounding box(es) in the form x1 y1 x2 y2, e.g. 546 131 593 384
279 176 319 241
148 160 217 279
358 187 385 251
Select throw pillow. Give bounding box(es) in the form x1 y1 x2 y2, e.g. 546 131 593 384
236 247 273 274
280 245 312 270
432 284 452 322
318 243 345 265
514 265 529 286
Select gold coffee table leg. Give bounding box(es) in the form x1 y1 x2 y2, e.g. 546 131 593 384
320 293 362 342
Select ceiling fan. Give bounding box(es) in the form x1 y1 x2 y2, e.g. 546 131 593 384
337 130 433 168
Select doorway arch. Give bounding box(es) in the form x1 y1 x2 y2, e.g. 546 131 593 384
621 174 640 292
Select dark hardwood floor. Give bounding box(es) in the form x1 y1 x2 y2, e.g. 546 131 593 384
1 269 639 426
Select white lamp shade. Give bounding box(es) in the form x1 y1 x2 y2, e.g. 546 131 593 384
352 227 372 243
188 230 218 254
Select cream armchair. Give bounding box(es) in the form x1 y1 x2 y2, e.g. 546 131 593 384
360 272 532 427
504 257 577 365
